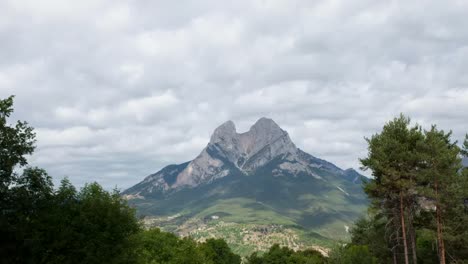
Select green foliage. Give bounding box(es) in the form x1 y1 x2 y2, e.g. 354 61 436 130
200 238 241 264
359 114 425 263
136 228 206 264
3 176 141 263
0 96 41 261
415 229 438 264
0 95 36 189
3 167 55 262
328 245 377 264
417 126 461 198
360 114 424 198
461 134 468 157
0 96 142 263
245 244 325 264
415 126 468 262
135 228 241 264
64 183 140 263
137 228 183 263
442 169 468 261
354 115 468 263
350 216 392 262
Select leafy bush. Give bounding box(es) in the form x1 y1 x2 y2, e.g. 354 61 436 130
246 244 325 264
328 245 377 264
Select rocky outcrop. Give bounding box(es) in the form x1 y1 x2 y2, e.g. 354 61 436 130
208 118 297 170
124 118 364 196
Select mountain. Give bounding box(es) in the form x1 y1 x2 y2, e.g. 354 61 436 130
463 157 468 167
123 118 368 255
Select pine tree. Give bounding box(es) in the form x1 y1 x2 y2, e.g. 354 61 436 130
360 114 424 264
417 126 461 264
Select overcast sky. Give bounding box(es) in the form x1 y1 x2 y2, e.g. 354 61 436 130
1 0 467 190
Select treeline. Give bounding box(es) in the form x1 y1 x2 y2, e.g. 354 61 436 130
2 95 467 263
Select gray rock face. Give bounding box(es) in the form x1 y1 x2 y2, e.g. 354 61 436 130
171 118 298 189
125 118 363 196
209 118 297 171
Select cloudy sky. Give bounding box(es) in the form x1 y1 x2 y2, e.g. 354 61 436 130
1 0 467 189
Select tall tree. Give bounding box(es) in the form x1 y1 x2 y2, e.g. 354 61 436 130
360 114 424 264
439 133 468 262
418 126 461 264
0 95 36 190
0 96 37 261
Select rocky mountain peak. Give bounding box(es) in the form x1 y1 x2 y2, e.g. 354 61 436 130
209 117 291 154
124 118 366 199
210 120 237 144
206 118 296 169
127 118 349 192
243 118 288 155
250 117 283 136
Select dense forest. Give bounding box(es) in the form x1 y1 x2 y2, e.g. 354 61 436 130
1 95 467 264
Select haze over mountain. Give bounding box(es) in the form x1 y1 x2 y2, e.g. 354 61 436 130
124 118 367 253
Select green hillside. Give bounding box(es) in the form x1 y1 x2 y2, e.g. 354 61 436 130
128 162 367 255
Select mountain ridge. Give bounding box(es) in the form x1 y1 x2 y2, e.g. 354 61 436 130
123 118 368 255
124 118 364 198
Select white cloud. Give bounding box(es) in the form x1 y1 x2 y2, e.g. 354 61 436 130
119 91 179 121
96 4 132 31
1 0 467 189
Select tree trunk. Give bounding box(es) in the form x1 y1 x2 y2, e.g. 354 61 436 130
393 208 401 264
400 192 410 264
409 215 418 264
435 179 446 264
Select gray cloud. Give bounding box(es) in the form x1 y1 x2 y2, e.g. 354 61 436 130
1 0 467 189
